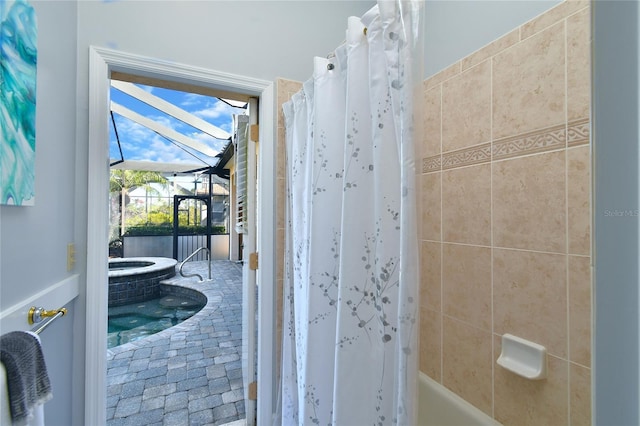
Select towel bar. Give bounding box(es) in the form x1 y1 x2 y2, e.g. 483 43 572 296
28 307 67 335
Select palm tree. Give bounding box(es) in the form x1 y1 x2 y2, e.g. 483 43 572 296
109 169 167 237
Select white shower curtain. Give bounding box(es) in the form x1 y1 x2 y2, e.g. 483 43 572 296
280 1 422 424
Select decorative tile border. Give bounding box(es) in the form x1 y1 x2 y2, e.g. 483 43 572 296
422 155 441 173
568 118 590 147
422 121 589 172
493 123 566 161
442 142 492 170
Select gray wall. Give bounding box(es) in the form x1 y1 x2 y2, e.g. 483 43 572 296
0 1 78 425
593 2 639 424
76 0 375 83
424 0 560 77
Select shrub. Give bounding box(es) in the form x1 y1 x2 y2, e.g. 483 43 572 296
123 225 226 236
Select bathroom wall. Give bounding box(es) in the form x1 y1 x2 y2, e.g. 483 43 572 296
0 1 79 424
418 1 591 424
423 0 561 76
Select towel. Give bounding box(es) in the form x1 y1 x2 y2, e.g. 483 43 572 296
0 331 52 426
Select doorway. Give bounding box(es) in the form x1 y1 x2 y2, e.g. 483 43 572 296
86 46 276 425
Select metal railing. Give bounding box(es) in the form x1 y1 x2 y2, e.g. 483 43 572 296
178 247 211 282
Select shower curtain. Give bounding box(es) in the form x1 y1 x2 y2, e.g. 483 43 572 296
280 1 422 424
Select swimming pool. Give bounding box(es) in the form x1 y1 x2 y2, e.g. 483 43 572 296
107 292 205 348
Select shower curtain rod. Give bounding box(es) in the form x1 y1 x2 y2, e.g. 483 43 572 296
326 27 367 60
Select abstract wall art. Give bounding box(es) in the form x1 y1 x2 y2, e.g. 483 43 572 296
0 0 37 206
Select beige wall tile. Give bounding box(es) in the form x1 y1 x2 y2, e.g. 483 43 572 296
425 61 461 90
568 146 591 255
443 163 491 246
462 29 519 71
495 343 568 426
567 7 591 122
443 317 493 415
520 1 589 40
423 86 441 158
276 177 286 230
494 249 567 358
570 363 592 426
422 155 442 174
442 143 491 170
421 241 442 312
276 227 285 280
442 61 491 152
568 118 590 148
277 126 286 179
420 307 442 381
493 22 565 139
569 255 591 367
420 172 441 241
493 151 566 253
443 244 492 330
493 124 566 161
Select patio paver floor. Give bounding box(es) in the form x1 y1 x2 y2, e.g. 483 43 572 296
106 260 245 426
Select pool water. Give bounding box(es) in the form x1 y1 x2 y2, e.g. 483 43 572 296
107 294 205 348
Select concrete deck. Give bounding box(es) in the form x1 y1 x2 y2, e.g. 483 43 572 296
106 260 246 426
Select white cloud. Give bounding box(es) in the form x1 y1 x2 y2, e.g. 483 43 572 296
180 93 209 108
138 84 154 94
190 132 229 153
192 99 244 121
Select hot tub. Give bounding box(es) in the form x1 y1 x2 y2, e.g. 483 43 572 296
108 257 177 307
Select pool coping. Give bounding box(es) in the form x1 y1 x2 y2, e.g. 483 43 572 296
106 272 221 359
107 256 178 278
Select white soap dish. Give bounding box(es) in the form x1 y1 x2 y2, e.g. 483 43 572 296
497 334 547 380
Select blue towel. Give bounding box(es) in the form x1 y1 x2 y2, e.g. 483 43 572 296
0 331 52 425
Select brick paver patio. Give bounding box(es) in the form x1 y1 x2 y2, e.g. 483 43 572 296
106 260 245 426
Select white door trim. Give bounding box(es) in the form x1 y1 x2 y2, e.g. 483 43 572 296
86 46 276 425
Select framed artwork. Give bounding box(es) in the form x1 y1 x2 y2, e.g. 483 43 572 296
0 0 37 206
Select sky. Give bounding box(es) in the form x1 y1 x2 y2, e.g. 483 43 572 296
109 83 246 167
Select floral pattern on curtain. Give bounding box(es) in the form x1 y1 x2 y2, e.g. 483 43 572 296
281 2 422 424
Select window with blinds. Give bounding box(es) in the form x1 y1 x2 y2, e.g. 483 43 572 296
233 115 250 234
